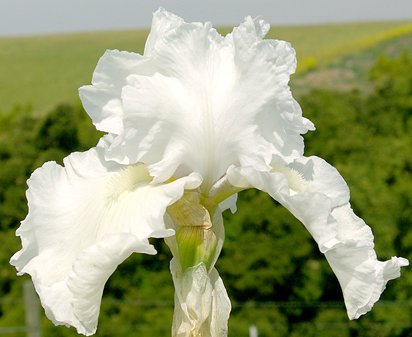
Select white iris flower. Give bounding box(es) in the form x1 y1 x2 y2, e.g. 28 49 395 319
11 8 408 337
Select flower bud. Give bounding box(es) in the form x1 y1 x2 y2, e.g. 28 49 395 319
168 192 219 272
175 225 218 272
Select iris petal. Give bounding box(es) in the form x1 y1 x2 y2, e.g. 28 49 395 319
10 147 201 335
144 8 185 57
227 156 408 319
79 50 146 135
82 9 314 187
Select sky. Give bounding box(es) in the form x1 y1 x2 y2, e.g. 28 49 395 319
1 0 412 36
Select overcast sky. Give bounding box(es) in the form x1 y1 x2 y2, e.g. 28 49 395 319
1 0 412 36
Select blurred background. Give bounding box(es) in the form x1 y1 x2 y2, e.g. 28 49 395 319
0 1 411 336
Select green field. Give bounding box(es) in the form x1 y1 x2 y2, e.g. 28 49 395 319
1 20 412 115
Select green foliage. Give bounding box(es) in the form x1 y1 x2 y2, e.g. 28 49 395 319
220 190 315 301
1 47 412 337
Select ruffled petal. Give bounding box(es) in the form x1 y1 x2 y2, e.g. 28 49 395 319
170 259 231 337
35 234 155 336
87 9 313 188
325 205 409 319
229 17 314 160
78 50 147 134
10 147 201 335
227 155 408 319
144 8 185 57
105 17 235 185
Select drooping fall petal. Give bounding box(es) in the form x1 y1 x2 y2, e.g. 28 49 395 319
228 156 408 319
11 147 201 335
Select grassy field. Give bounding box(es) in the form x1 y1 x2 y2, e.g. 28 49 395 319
293 30 412 94
1 20 412 115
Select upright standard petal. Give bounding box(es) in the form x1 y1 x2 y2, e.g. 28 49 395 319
81 9 313 189
79 50 147 135
144 8 185 57
227 156 409 319
10 147 201 335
